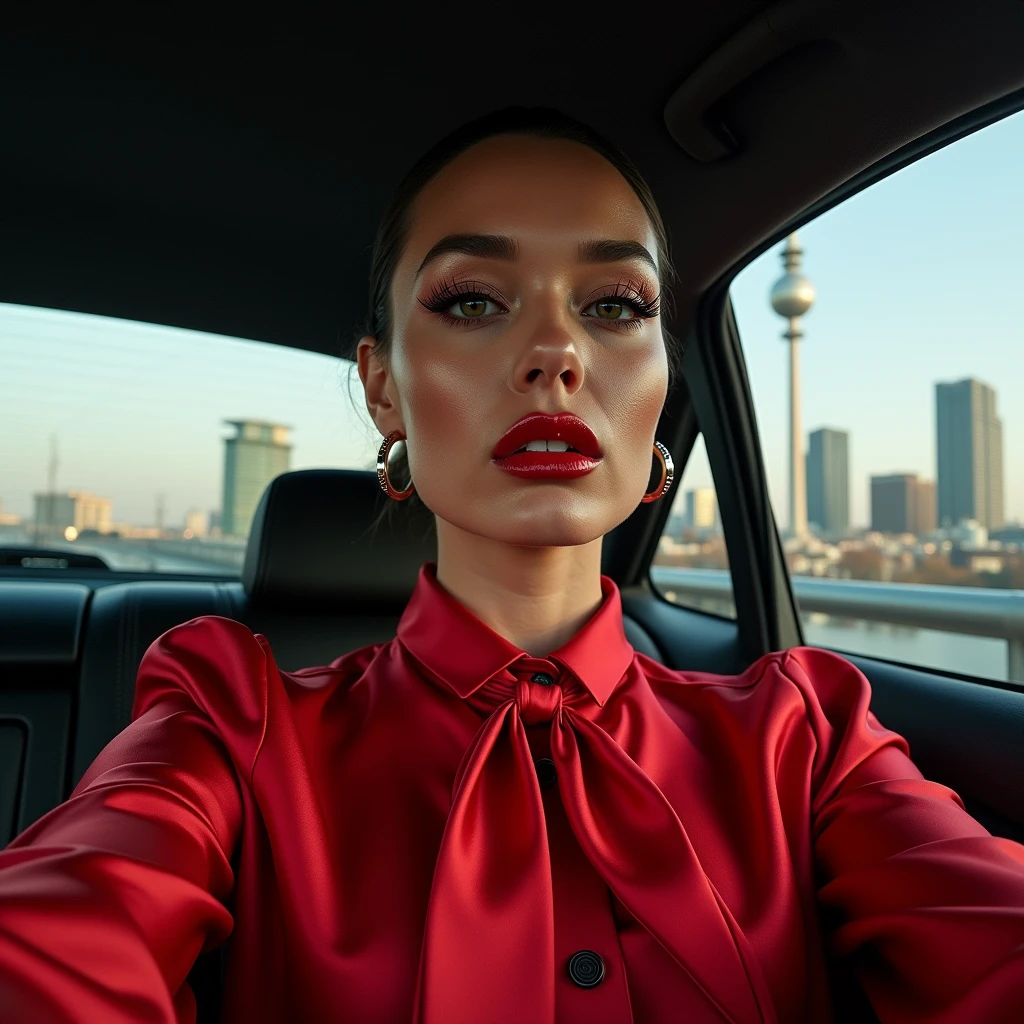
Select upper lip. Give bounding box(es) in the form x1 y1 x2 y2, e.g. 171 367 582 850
491 412 602 459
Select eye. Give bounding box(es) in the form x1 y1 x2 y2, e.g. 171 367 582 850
450 295 501 319
419 279 508 326
580 279 661 329
585 299 635 321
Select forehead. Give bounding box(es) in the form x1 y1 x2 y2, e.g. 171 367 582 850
404 135 657 265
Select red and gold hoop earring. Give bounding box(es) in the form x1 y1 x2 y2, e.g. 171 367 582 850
376 431 415 501
641 441 675 503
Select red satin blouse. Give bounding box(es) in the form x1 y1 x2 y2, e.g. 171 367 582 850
2 562 1024 1023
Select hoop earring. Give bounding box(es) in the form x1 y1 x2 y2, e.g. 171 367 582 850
377 431 415 501
641 441 675 503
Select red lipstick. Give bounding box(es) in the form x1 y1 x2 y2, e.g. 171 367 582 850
491 413 603 481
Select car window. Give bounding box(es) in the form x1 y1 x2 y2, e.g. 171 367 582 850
650 433 736 619
730 107 1024 684
1 304 377 574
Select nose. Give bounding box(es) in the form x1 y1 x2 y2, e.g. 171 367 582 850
511 310 585 396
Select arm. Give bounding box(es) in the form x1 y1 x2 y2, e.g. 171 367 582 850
783 647 1024 1023
0 624 248 1023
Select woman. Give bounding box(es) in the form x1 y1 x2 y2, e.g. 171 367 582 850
2 106 1023 1024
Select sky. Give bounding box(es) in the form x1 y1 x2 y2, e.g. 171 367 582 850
2 107 1023 530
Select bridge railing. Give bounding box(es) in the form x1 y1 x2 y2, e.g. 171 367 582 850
649 565 1024 684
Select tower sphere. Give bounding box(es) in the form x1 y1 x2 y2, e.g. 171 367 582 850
770 273 816 318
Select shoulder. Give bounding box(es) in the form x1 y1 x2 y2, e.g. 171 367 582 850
770 646 915 807
133 615 270 737
636 645 908 775
637 646 913 807
133 615 390 725
637 644 874 710
634 647 791 699
774 645 898 746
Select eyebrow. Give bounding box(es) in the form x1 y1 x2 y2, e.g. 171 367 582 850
414 233 658 278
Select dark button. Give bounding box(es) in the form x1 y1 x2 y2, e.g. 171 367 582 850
534 757 557 790
567 950 605 988
530 672 555 686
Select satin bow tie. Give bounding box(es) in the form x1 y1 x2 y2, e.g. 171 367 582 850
412 658 775 1024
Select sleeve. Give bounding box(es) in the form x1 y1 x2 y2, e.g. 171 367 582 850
0 617 258 1024
781 646 1024 1023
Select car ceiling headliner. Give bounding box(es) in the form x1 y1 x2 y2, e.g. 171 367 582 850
2 2 1023 359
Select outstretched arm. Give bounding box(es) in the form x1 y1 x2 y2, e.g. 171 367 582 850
784 647 1024 1023
0 689 243 1023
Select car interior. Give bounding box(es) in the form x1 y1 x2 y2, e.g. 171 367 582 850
2 3 1023 1021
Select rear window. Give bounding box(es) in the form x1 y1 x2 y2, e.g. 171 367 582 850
1 303 376 574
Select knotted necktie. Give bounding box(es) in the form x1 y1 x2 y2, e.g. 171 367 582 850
412 658 775 1024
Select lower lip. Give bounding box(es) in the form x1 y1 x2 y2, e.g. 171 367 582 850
491 452 602 479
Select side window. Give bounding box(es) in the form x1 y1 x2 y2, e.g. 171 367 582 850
651 434 735 619
730 108 1024 684
1 304 377 575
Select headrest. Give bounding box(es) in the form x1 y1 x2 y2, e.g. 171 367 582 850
242 469 436 612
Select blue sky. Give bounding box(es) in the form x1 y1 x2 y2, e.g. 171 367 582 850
2 106 1022 530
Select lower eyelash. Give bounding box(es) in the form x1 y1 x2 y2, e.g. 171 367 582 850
433 310 493 329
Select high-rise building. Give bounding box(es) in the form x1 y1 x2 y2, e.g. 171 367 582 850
870 474 935 535
910 478 937 535
221 420 292 538
0 499 20 527
936 378 1005 530
32 491 113 539
871 475 913 534
806 427 849 538
184 509 208 539
685 488 719 531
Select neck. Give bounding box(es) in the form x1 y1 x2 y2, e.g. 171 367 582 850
434 523 604 657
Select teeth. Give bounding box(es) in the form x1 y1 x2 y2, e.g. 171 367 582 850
523 439 572 452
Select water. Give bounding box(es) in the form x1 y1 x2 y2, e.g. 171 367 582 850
656 591 1011 683
800 613 1009 682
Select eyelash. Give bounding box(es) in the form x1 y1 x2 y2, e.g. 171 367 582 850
419 276 662 332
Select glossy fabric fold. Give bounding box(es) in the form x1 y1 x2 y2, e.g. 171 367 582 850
415 647 774 1024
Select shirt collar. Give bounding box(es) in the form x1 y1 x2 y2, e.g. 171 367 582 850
396 562 635 707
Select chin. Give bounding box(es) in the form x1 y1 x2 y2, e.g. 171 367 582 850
427 484 642 548
453 510 619 549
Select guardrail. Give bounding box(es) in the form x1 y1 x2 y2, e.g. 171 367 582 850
142 538 247 571
649 565 1024 683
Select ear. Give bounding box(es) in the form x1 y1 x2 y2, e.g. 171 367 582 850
356 336 405 437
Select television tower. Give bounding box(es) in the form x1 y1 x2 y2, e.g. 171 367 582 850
770 233 816 540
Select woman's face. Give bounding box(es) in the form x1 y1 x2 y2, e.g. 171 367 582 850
359 134 669 548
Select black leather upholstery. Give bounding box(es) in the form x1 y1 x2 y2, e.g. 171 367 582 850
0 582 88 663
241 469 436 612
